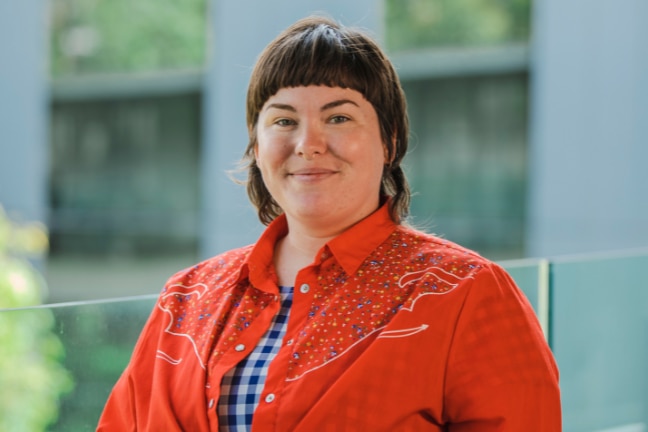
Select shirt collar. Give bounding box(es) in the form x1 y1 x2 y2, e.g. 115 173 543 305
243 201 398 291
243 214 288 293
324 201 397 276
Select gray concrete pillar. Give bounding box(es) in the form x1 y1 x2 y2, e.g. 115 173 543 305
0 2 49 224
527 0 648 257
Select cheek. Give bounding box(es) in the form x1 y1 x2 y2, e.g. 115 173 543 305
255 138 288 178
258 132 293 157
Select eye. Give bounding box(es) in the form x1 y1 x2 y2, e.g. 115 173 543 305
329 115 350 124
274 118 296 127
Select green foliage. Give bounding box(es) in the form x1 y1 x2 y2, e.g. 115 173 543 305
50 0 207 77
385 0 531 51
0 207 74 431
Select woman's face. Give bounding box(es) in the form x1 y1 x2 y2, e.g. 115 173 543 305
255 85 387 235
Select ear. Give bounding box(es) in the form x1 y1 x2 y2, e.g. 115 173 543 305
384 134 397 165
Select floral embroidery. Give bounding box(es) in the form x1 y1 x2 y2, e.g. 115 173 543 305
155 227 483 381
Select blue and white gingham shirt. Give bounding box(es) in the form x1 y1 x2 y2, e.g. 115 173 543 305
217 285 294 431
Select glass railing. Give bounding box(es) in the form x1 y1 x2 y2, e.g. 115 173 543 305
1 250 647 431
0 295 157 431
549 251 648 432
501 257 547 334
503 250 648 432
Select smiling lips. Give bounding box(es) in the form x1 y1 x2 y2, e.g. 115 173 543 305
289 168 338 181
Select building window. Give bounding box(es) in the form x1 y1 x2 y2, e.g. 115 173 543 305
386 0 532 259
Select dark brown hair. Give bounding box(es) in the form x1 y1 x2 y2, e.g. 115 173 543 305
243 16 410 224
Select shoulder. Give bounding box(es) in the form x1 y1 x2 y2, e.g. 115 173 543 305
389 225 492 278
389 228 534 313
163 244 254 293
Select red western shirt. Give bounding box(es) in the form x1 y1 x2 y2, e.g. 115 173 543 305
98 203 561 431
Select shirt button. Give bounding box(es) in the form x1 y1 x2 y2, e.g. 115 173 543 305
286 339 293 346
265 393 276 403
299 283 310 294
234 344 245 352
208 398 215 409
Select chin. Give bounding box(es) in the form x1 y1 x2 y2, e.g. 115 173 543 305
293 204 333 219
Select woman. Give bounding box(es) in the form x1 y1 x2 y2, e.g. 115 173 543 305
98 16 561 431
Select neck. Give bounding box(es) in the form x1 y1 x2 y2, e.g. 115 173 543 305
273 223 338 287
285 221 340 253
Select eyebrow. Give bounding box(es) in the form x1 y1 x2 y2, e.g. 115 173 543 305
264 99 360 113
321 99 359 111
265 103 296 112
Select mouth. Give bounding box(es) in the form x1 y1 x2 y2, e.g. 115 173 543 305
288 168 338 181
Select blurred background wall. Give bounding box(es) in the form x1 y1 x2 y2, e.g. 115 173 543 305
527 0 648 257
0 2 49 226
0 0 646 303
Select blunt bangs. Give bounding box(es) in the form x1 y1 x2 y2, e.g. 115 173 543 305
247 21 389 129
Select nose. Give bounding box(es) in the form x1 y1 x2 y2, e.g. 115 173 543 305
295 122 326 160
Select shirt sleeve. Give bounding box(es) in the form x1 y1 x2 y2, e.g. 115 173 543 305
443 262 561 431
96 302 164 432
